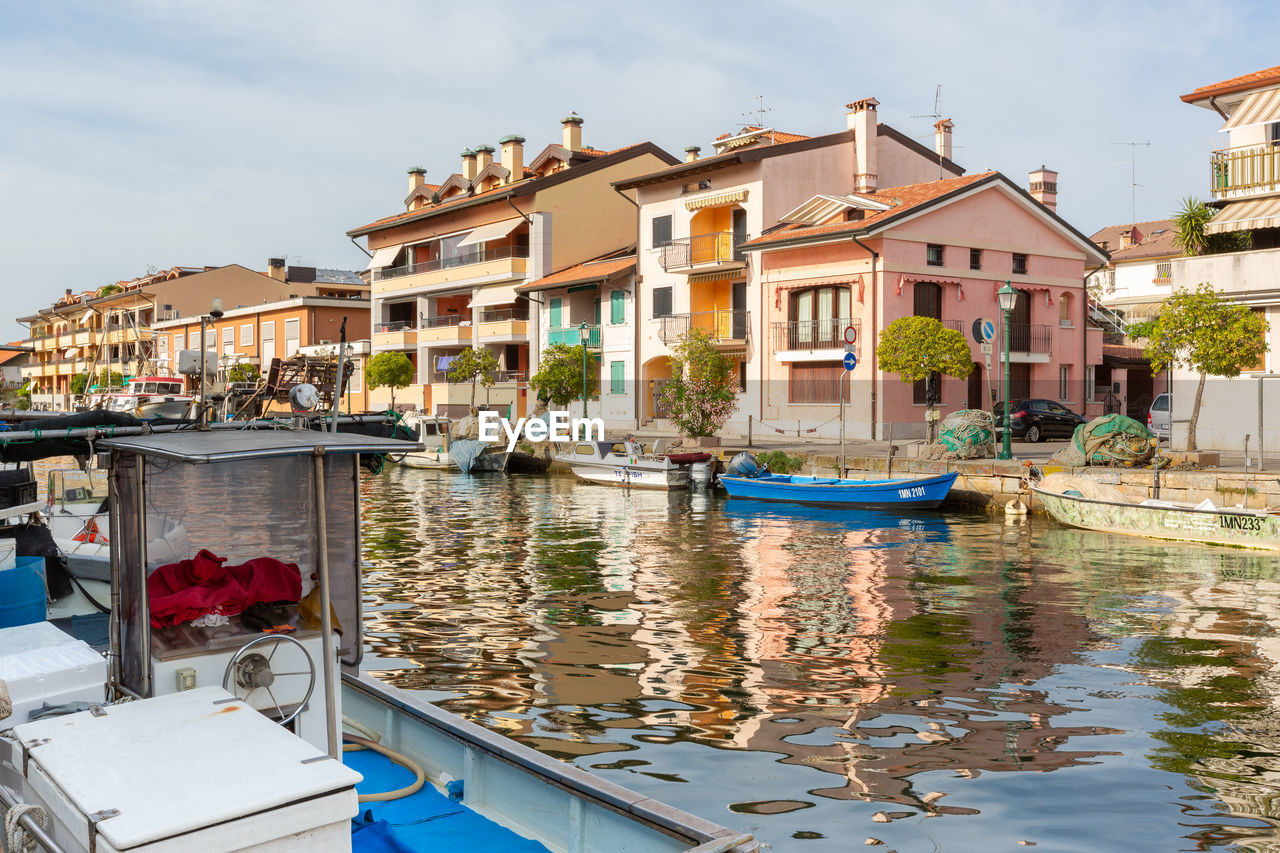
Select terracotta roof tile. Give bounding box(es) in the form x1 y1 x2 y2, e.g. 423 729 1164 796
714 126 810 145
1182 65 1280 101
519 251 635 291
1088 219 1180 262
741 172 996 248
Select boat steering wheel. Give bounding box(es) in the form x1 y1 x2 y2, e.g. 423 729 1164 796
222 634 317 726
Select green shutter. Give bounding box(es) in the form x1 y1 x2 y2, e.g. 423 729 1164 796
594 297 601 325
610 360 625 395
550 297 562 328
610 290 625 324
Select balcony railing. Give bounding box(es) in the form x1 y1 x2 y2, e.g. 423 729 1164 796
1210 143 1280 199
771 318 857 351
373 245 529 282
1008 323 1052 354
431 371 528 385
657 232 742 271
375 320 415 333
659 310 750 346
548 325 601 348
424 314 464 329
479 307 528 323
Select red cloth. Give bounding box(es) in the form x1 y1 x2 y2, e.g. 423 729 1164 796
147 549 302 628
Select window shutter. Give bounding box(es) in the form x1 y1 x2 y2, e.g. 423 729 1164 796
653 287 672 318
611 290 625 324
550 298 562 328
610 360 625 395
652 215 672 248
594 297 601 325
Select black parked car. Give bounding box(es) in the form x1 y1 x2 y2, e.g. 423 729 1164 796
992 399 1087 442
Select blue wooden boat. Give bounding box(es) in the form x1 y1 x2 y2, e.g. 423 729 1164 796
719 471 959 509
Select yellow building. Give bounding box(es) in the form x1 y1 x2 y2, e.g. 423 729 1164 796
348 114 676 416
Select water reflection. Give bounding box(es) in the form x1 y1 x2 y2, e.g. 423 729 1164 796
361 467 1280 849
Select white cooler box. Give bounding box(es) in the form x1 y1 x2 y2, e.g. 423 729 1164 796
0 621 106 729
12 686 361 852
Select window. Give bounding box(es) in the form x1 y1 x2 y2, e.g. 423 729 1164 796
789 363 849 404
158 336 168 354
349 360 362 394
594 297 601 326
1059 292 1073 327
926 244 944 266
610 290 626 324
173 334 184 352
261 322 275 364
1154 261 1172 282
204 329 215 349
549 298 562 328
284 318 300 356
970 248 982 270
222 327 234 355
1012 253 1028 275
738 361 747 393
652 215 672 248
1085 365 1096 402
240 324 254 346
610 360 626 395
788 285 851 346
1270 121 1280 146
1059 366 1069 401
912 281 942 320
653 287 673 318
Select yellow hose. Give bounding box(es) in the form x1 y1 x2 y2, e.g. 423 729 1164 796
342 733 426 803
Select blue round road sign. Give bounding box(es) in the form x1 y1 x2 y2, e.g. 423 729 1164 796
843 352 858 371
980 319 996 342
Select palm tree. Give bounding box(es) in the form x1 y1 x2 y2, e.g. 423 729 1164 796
1172 196 1213 256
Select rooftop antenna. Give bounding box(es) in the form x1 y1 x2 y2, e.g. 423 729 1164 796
910 84 949 178
1110 141 1151 224
741 95 773 129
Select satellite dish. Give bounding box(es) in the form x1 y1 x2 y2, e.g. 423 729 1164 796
289 383 320 412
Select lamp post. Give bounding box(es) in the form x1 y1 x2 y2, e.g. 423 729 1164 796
578 321 590 419
996 281 1017 460
199 297 224 428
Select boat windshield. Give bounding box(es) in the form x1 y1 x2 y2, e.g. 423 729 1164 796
47 468 109 511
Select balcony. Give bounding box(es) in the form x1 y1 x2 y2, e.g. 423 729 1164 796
1210 143 1280 200
657 232 745 273
373 320 418 350
371 246 529 295
418 314 472 345
548 325 601 348
477 307 529 342
658 310 749 346
1008 323 1052 354
771 318 857 353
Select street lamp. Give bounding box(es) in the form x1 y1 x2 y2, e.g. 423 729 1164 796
578 321 591 419
199 297 224 429
996 281 1017 460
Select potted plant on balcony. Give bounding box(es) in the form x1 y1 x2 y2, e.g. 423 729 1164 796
877 316 973 442
659 328 738 446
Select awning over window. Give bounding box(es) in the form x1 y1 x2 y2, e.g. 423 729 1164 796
1117 301 1164 320
366 244 403 270
79 309 95 325
1205 196 1280 234
1221 87 1280 131
456 217 524 248
469 284 519 308
688 271 745 285
685 189 748 211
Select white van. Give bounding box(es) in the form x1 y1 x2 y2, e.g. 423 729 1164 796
1148 392 1171 440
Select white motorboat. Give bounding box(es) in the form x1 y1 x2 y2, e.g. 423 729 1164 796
86 375 193 419
556 439 698 490
396 412 452 469
0 426 756 853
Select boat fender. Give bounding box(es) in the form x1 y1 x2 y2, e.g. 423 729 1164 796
1004 499 1028 516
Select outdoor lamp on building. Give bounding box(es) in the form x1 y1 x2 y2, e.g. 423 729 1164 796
578 321 591 419
996 281 1017 460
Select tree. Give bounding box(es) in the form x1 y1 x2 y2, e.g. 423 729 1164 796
658 328 739 438
530 343 595 408
1173 196 1250 256
96 369 124 389
447 347 499 409
70 372 91 395
877 316 974 440
366 351 414 409
228 363 260 384
1145 282 1268 451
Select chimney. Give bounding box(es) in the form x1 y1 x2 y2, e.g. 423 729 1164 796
474 144 495 172
846 97 879 193
1029 165 1058 213
561 111 583 152
684 145 701 163
500 135 525 184
407 166 426 194
268 258 286 282
1120 228 1134 249
933 118 954 161
461 149 478 181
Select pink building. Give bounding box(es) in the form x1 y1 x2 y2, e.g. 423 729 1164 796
742 171 1108 439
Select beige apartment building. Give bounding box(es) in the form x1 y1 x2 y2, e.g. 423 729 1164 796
19 262 366 410
348 114 676 416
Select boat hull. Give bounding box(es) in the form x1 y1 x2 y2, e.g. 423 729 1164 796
1031 486 1280 551
567 461 690 489
719 472 958 508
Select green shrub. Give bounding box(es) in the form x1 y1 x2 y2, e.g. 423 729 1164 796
758 450 803 474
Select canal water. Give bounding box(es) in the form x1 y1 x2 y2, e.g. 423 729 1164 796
362 466 1280 852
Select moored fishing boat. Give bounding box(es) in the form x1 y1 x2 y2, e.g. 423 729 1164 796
1032 472 1280 551
0 425 755 853
720 471 959 509
87 375 193 419
556 439 694 490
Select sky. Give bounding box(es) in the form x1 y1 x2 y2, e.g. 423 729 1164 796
1 0 1277 341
